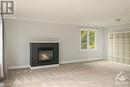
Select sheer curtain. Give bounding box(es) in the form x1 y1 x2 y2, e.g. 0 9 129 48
109 32 130 65
0 16 4 80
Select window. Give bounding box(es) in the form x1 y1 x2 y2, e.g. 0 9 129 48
80 29 96 50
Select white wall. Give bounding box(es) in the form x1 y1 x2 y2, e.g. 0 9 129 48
4 19 104 68
103 23 130 58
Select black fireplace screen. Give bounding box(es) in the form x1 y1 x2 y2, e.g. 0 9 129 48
30 43 59 66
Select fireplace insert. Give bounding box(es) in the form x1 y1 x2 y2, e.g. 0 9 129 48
30 43 59 67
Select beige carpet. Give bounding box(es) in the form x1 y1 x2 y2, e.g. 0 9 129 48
3 61 130 87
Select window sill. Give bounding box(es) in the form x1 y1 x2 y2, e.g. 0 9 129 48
80 48 97 51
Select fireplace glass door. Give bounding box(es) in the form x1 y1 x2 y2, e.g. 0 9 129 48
38 48 54 61
30 43 59 66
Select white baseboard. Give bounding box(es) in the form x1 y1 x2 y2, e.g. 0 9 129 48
8 65 31 70
60 58 106 64
8 64 60 70
31 64 59 70
8 58 106 69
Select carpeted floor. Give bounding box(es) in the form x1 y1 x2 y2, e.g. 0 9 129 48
3 61 130 87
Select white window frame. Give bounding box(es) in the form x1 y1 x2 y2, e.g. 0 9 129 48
80 28 97 51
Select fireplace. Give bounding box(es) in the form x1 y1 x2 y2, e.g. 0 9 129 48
30 43 59 67
38 48 53 61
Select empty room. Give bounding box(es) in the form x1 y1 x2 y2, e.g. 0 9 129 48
0 0 130 87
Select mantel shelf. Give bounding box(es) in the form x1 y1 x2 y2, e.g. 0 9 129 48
30 41 61 43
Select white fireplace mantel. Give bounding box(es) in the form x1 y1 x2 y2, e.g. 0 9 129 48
30 41 61 43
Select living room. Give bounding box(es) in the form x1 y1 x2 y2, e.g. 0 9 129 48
0 0 130 87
